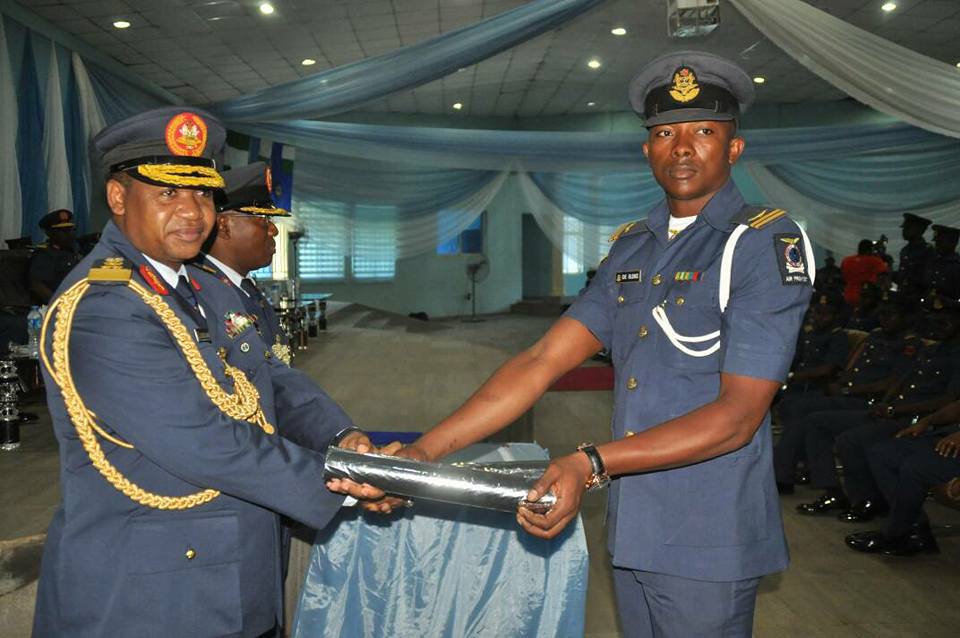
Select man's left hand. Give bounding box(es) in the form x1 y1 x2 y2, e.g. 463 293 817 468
516 452 593 539
935 431 960 458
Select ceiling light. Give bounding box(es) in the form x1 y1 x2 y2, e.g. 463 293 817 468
611 27 627 36
881 2 897 12
956 62 960 68
452 102 463 110
587 59 602 69
753 76 766 84
112 20 131 29
301 58 316 66
259 2 275 15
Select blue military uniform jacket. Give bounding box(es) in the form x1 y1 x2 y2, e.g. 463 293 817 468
565 180 812 581
887 339 960 410
34 222 349 638
838 330 916 390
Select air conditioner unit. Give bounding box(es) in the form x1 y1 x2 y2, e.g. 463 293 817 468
667 0 720 38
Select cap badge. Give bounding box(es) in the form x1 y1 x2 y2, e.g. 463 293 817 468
165 112 208 157
669 66 700 104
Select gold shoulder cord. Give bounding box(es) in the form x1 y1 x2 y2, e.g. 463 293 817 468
40 278 276 510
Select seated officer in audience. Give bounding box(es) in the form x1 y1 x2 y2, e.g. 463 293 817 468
828 308 960 522
845 283 881 332
814 253 843 295
195 161 290 363
896 213 933 302
28 209 81 304
773 295 911 492
34 107 371 638
796 306 960 517
927 224 960 306
846 399 960 556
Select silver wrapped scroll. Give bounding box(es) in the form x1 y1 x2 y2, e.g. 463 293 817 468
324 448 557 514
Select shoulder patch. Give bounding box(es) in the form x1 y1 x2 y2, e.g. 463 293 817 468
88 257 132 284
774 233 811 286
731 205 787 230
608 220 647 243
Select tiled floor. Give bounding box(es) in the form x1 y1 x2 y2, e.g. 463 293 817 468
2 308 959 637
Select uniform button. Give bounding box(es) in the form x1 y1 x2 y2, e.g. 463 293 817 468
638 325 649 338
185 549 197 560
240 342 250 353
625 430 636 437
675 296 685 306
264 350 273 359
626 377 638 390
847 381 853 387
217 347 227 359
652 274 663 286
263 423 276 434
853 367 860 372
910 384 916 389
617 295 625 304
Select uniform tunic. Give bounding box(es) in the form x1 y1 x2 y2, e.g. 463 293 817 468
897 240 933 300
34 222 348 637
564 180 811 581
27 244 81 301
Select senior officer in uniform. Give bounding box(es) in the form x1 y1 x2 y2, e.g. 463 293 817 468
28 208 82 304
33 107 370 638
196 161 289 358
337 52 814 636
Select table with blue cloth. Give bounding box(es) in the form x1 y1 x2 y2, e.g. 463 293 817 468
291 442 589 637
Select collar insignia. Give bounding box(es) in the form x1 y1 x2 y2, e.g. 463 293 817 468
669 66 700 104
138 264 169 295
165 112 208 157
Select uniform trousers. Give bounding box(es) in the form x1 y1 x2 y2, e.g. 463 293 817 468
834 420 905 503
804 411 906 489
613 568 760 638
868 428 960 537
773 395 867 484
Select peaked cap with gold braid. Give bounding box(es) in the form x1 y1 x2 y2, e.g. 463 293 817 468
94 106 226 190
215 161 290 217
40 256 276 510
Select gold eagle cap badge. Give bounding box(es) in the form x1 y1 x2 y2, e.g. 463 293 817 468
669 66 701 104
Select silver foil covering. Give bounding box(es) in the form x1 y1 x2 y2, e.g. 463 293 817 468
325 448 557 514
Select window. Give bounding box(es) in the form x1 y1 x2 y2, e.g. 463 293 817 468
296 201 395 281
562 216 617 275
437 212 484 255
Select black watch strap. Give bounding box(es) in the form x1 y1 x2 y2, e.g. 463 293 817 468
577 443 610 491
332 425 363 446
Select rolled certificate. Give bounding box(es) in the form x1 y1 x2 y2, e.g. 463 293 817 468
324 448 557 514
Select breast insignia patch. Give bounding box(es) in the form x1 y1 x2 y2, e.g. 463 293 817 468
775 234 810 285
615 270 641 284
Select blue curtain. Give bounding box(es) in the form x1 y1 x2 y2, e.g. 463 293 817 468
85 62 169 125
530 172 663 225
16 32 45 240
62 47 88 234
213 0 608 122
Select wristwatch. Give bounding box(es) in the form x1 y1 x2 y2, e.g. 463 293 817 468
332 425 363 446
577 443 610 491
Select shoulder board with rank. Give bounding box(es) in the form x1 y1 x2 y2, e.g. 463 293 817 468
87 257 133 284
608 220 647 243
730 205 787 230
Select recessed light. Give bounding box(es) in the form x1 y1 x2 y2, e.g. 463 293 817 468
112 20 131 29
881 2 896 12
259 2 275 15
301 58 316 66
753 76 766 84
587 101 596 107
956 61 960 68
452 102 463 110
587 59 602 69
611 27 627 36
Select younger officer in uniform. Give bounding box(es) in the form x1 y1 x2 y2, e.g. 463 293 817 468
34 107 369 638
336 52 814 636
896 213 933 301
28 209 81 304
927 224 960 305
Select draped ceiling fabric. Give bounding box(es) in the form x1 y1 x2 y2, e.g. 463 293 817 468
43 40 72 215
730 0 960 139
213 0 608 122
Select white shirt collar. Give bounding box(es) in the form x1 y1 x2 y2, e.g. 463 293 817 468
143 254 189 290
204 253 248 295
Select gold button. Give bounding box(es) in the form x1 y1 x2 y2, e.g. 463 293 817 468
264 350 273 359
652 274 663 286
617 295 625 304
263 423 276 435
217 347 227 360
675 296 685 306
626 377 638 390
185 549 196 560
240 342 250 353
853 367 859 372
625 430 636 437
638 325 649 338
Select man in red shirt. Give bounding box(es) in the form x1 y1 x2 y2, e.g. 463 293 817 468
842 239 888 305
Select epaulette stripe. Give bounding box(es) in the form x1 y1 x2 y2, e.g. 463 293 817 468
749 208 781 227
750 209 785 229
608 221 638 243
747 208 771 223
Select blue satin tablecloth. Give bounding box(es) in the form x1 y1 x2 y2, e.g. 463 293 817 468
292 443 589 637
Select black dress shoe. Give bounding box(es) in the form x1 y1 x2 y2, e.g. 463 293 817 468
882 533 940 556
845 530 885 551
777 481 794 495
796 492 850 515
838 500 888 523
845 527 940 556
